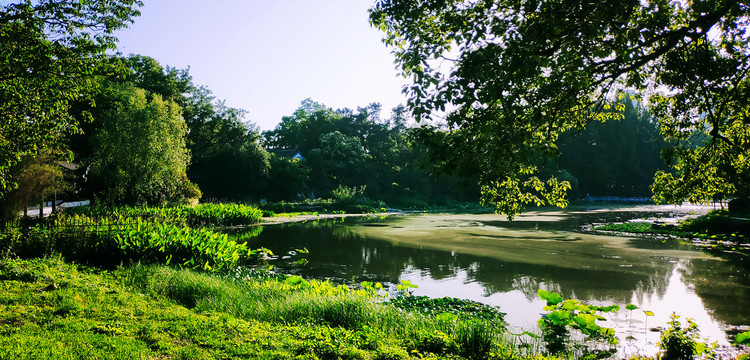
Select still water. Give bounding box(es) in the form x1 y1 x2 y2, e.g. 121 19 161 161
237 205 749 354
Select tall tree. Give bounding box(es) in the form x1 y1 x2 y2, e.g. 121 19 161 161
86 84 191 205
370 0 750 216
0 0 142 197
556 95 668 197
187 101 270 201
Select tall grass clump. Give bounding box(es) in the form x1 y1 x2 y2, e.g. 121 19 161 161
118 265 512 360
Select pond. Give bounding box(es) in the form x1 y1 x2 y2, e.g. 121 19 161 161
236 205 749 355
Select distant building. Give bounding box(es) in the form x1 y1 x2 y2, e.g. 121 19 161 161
268 148 304 161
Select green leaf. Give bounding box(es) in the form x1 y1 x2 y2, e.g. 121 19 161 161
626 303 638 311
436 312 458 323
537 289 563 305
735 331 750 345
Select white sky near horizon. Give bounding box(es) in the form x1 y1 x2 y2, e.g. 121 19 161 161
113 0 409 130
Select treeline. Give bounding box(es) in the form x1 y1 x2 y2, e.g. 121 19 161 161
552 95 669 199
262 99 479 205
2 54 669 219
2 54 479 218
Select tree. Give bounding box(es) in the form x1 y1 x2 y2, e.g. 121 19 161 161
0 152 71 223
650 38 750 205
370 0 750 216
0 0 142 197
556 95 668 198
66 55 269 203
86 84 191 205
187 102 270 201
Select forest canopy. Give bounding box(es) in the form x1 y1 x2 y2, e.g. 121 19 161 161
370 0 750 217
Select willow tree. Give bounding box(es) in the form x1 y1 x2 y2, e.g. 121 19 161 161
0 0 142 197
370 0 749 216
87 85 191 205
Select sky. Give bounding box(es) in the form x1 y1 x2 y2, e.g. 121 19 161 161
113 0 408 130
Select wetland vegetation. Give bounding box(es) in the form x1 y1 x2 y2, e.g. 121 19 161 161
3 0 750 358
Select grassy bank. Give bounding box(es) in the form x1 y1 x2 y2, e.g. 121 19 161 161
2 205 749 359
0 257 521 360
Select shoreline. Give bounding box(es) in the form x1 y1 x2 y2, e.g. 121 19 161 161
258 211 405 225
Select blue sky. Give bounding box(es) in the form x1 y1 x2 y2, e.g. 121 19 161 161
114 0 408 130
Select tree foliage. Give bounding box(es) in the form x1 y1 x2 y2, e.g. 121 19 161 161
0 0 142 197
263 100 479 205
370 0 750 215
67 55 269 203
555 95 668 198
86 84 190 205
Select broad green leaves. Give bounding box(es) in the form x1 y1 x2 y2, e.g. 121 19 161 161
536 289 619 354
735 331 750 346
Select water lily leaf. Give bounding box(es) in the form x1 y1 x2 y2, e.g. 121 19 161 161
643 310 654 316
626 303 638 311
735 331 750 345
538 289 563 305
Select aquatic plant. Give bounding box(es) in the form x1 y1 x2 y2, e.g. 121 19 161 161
389 295 507 324
537 289 619 356
657 313 716 360
60 203 264 227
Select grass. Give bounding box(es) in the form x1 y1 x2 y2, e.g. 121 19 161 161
591 210 749 254
0 257 537 360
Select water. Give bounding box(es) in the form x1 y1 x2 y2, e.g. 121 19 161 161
234 205 749 355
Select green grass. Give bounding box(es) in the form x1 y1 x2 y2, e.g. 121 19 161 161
592 211 749 246
0 257 541 360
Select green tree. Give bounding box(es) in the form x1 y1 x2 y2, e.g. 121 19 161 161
68 55 269 202
0 152 71 223
556 95 668 198
0 0 142 197
265 99 480 204
264 154 310 201
650 38 750 205
370 0 750 216
86 84 191 205
187 102 270 201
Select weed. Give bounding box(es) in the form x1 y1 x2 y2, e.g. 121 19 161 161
657 313 716 360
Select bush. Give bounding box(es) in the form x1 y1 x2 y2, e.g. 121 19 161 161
680 210 750 237
410 330 459 356
658 313 714 360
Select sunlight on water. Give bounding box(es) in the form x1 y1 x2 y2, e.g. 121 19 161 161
244 205 749 356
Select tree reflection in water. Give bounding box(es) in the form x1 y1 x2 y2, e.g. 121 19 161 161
234 209 749 349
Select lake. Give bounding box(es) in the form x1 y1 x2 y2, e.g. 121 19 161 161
237 205 749 355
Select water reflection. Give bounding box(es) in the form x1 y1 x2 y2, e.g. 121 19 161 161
235 209 749 349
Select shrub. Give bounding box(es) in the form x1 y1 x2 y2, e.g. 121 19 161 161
657 313 715 360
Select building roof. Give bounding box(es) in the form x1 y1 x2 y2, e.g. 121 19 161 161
269 148 304 160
